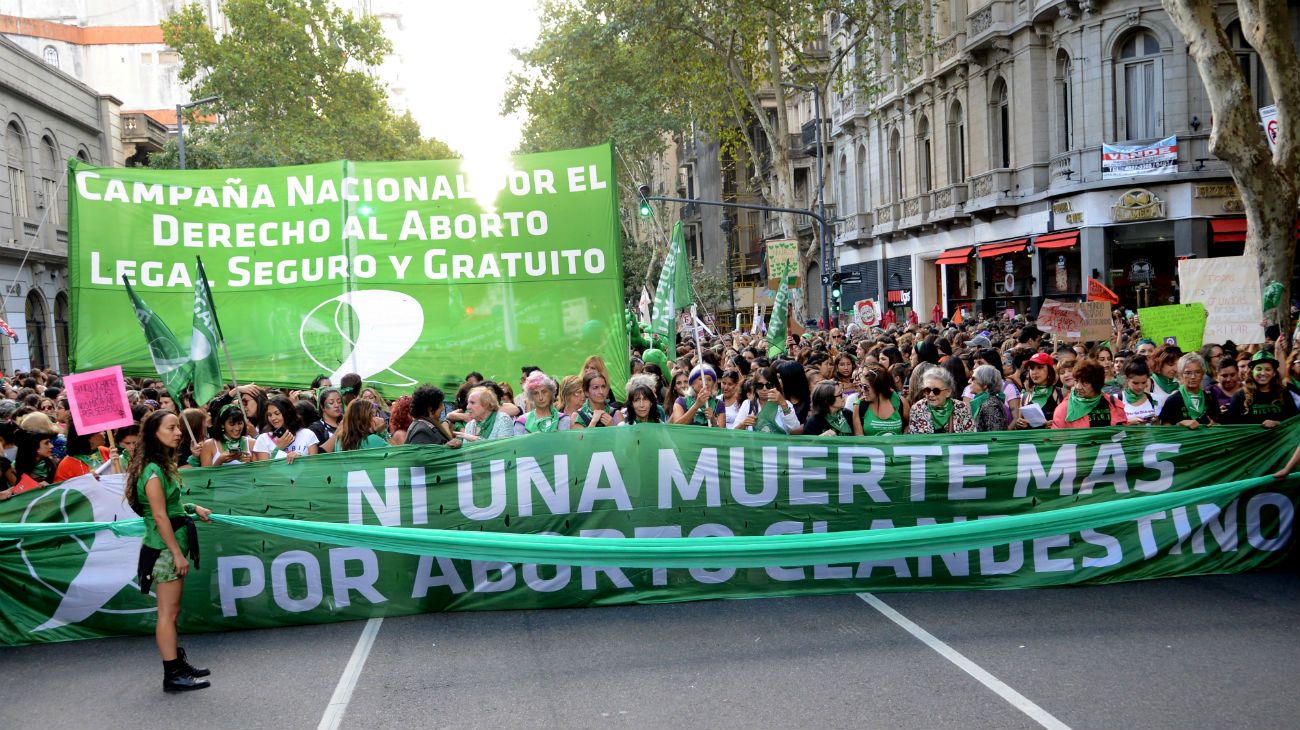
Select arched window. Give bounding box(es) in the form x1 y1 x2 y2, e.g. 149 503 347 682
1116 29 1163 140
856 143 869 213
42 46 58 67
1055 50 1074 153
948 100 966 182
25 290 48 369
917 115 933 193
54 292 69 374
41 136 60 225
889 128 903 202
838 152 850 213
990 78 1010 169
6 123 29 219
1227 22 1271 107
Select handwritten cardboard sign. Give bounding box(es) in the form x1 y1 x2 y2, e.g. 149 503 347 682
1178 255 1266 345
765 239 800 289
1038 299 1112 341
64 366 134 434
854 299 880 327
1139 303 1207 351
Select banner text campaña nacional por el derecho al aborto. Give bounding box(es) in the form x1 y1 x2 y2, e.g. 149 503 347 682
67 144 629 393
0 422 1296 646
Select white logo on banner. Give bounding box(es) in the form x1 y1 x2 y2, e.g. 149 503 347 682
299 290 424 387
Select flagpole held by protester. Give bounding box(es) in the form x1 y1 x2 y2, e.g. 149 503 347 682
195 257 253 430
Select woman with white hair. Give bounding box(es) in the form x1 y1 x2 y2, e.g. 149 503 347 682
514 371 571 435
670 365 726 427
906 367 976 434
1158 353 1217 428
969 364 1009 432
463 386 515 441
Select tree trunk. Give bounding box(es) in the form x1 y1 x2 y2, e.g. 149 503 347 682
764 16 806 322
1162 0 1300 336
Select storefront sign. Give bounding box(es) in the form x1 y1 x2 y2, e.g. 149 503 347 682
1130 259 1155 283
1102 136 1178 179
1065 212 1084 224
1112 189 1165 223
1178 255 1266 345
1194 184 1237 199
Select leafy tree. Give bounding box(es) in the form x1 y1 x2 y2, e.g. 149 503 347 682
151 0 454 168
1161 0 1299 328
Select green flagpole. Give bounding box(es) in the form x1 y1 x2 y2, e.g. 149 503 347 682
195 256 252 427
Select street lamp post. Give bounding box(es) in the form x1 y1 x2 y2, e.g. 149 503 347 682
175 95 220 170
782 81 831 330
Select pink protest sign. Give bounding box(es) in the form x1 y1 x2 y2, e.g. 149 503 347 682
64 366 135 434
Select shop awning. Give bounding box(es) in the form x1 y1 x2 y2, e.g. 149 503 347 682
1034 230 1080 249
934 246 974 265
978 238 1028 258
1211 216 1300 244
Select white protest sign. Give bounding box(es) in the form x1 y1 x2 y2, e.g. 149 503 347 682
854 299 880 327
1178 255 1266 345
1261 105 1279 153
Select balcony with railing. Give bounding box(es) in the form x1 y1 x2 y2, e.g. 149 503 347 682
964 0 1013 53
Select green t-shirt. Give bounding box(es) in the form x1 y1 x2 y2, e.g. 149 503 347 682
138 462 186 551
333 433 389 452
859 392 904 437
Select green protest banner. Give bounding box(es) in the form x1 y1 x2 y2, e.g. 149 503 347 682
1 422 1295 646
1139 303 1207 351
68 144 629 394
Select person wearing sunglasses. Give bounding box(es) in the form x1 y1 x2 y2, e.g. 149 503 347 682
1224 350 1297 427
1157 353 1217 429
906 368 975 434
730 366 800 433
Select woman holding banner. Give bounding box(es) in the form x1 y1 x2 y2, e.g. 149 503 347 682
731 366 800 433
906 369 976 434
200 404 254 466
1157 354 1217 429
803 382 854 437
252 396 319 461
126 410 213 692
462 386 516 441
308 388 344 444
854 366 908 436
670 365 725 427
1225 351 1298 427
1052 360 1126 429
575 371 622 428
514 371 571 435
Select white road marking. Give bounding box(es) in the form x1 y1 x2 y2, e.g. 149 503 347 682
318 617 384 730
858 593 1072 730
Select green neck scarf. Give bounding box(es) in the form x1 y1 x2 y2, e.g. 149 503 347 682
1178 384 1206 420
684 396 718 426
73 453 102 469
970 389 1005 417
578 400 612 426
525 407 561 434
823 410 853 436
929 400 954 430
1027 384 1054 409
1290 377 1300 392
1123 388 1148 405
221 436 244 452
1152 373 1178 393
1066 391 1103 422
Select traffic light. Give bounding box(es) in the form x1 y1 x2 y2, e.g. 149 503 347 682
830 272 844 304
637 184 652 218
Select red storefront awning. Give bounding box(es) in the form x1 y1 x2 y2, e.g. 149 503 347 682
978 238 1028 258
1034 230 1080 249
1211 216 1300 244
935 246 974 265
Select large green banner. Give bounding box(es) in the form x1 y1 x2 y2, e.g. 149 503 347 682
1 423 1295 646
68 144 629 392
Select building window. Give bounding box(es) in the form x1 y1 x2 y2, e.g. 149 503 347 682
25 290 47 369
917 115 933 193
54 292 69 374
42 46 58 67
1117 30 1162 140
838 152 849 213
948 101 966 182
1228 22 1272 107
41 136 60 226
6 123 29 219
991 78 1010 169
889 128 903 202
1055 50 1074 153
856 143 869 213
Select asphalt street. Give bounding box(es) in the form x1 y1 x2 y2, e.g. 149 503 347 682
1 568 1297 730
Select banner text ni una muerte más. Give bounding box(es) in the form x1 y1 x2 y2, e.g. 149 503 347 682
67 144 629 394
0 422 1295 646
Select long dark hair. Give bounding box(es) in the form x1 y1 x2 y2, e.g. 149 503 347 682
125 410 180 516
14 431 55 480
266 396 304 436
622 384 663 424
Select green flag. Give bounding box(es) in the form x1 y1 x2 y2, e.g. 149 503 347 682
649 221 695 351
124 277 192 396
767 264 792 358
190 259 223 405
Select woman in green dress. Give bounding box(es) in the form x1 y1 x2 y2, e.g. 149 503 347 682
126 410 214 692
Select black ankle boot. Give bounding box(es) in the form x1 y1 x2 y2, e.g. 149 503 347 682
177 647 210 678
163 658 210 692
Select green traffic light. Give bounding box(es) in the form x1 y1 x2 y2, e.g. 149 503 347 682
638 201 652 218
832 288 841 299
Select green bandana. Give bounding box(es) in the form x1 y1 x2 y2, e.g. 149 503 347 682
1066 391 1103 422
1027 385 1054 409
824 410 853 436
930 400 954 430
1152 373 1178 393
73 453 103 469
683 396 719 426
221 436 245 452
524 407 561 434
1178 384 1206 421
577 400 613 427
1123 388 1148 405
970 389 1006 417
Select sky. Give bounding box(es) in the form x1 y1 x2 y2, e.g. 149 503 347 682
391 2 542 190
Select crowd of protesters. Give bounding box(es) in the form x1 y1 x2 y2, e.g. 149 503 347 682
2 309 1300 501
